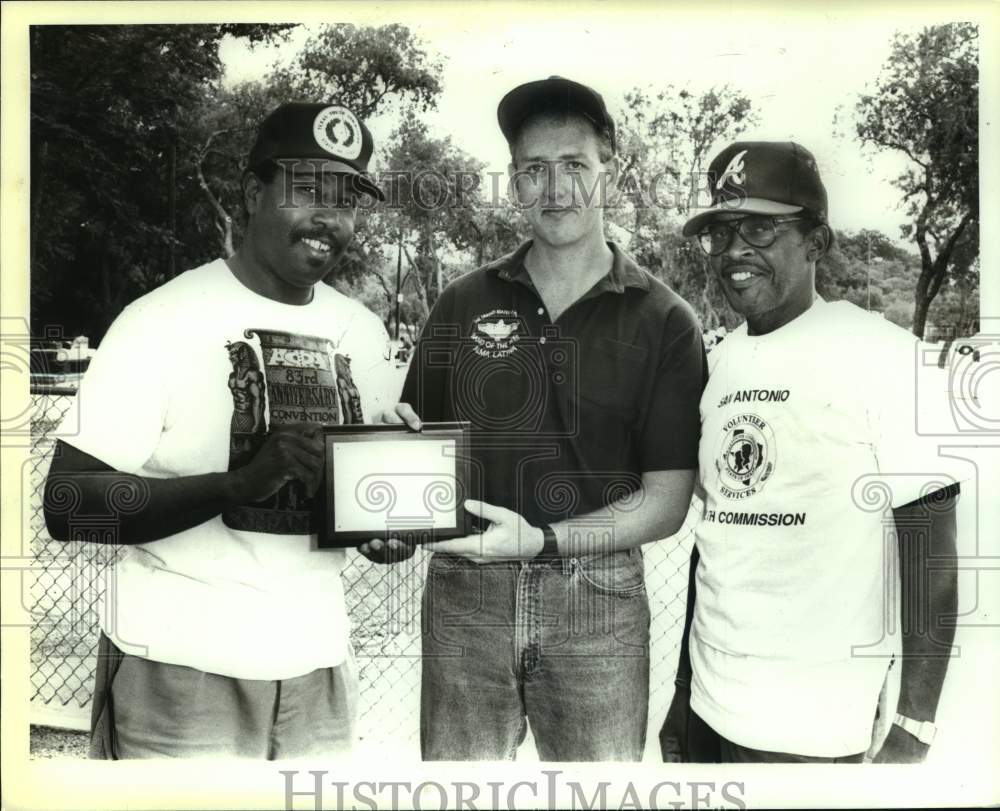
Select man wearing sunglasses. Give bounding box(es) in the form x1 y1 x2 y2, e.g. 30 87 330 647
659 141 961 763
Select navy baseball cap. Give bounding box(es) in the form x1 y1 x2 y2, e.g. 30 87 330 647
497 76 617 153
682 141 828 236
248 102 385 201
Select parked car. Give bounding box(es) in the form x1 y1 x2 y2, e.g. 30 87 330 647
29 338 94 390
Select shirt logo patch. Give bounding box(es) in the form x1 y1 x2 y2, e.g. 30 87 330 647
714 412 776 500
471 309 521 358
715 149 748 190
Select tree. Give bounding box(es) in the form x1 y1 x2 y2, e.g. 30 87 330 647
816 229 921 317
30 23 445 343
855 23 979 338
618 85 756 216
373 113 522 320
189 24 446 262
610 85 757 329
30 24 294 340
183 79 294 263
330 112 526 334
269 23 444 118
925 256 980 339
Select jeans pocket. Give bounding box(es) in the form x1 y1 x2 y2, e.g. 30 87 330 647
575 548 646 597
428 551 468 572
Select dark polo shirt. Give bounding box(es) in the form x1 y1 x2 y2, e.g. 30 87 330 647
401 240 706 530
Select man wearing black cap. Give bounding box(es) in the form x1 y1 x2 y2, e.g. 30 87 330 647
658 141 961 763
363 77 705 761
44 102 396 758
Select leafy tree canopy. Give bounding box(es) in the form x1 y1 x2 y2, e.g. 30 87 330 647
855 22 978 338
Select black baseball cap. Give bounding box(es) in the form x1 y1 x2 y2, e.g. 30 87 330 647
248 102 385 201
497 76 617 153
682 141 828 236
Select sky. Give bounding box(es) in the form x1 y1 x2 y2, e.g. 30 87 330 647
217 10 932 243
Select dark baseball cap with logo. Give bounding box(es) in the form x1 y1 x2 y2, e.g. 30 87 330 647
497 76 617 153
248 102 385 201
682 141 828 236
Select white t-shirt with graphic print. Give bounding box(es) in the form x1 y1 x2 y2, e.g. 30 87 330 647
690 297 964 757
56 259 399 680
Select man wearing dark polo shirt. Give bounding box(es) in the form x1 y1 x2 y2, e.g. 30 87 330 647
361 77 705 761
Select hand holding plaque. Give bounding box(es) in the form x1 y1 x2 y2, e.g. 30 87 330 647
318 419 472 549
229 422 325 503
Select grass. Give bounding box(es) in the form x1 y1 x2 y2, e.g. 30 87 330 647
30 725 89 759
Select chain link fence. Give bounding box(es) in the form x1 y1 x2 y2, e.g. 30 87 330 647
28 388 693 759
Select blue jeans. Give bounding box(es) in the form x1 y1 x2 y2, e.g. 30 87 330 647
420 548 650 761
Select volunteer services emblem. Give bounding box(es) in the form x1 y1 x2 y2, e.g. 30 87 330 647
313 105 363 161
714 412 775 499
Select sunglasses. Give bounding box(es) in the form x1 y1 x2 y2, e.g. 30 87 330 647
697 215 805 256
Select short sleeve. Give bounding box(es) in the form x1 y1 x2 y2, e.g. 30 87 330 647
345 312 399 421
401 284 456 422
54 300 167 472
638 309 707 472
869 330 967 507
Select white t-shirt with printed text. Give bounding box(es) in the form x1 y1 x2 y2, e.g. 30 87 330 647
56 259 399 680
690 297 964 757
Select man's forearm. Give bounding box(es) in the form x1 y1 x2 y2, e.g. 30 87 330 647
893 491 959 722
44 426 322 546
44 467 244 545
550 469 696 558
